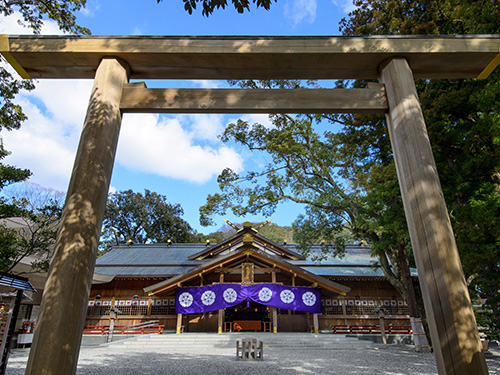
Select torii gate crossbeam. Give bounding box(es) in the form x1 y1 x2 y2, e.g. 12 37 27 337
2 35 499 375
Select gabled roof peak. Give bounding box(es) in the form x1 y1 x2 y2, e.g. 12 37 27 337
188 221 304 261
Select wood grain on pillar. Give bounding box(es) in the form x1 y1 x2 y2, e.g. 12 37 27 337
380 58 488 375
26 57 130 375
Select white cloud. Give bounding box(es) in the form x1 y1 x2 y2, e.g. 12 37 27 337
191 80 227 89
2 79 92 191
1 10 245 189
188 114 225 142
4 82 245 189
117 114 243 184
78 0 101 17
3 78 245 191
2 98 78 191
131 26 144 35
332 0 356 14
237 114 273 128
284 0 317 26
0 10 64 34
23 80 93 127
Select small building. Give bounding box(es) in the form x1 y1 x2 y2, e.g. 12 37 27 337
1 217 114 346
88 222 413 333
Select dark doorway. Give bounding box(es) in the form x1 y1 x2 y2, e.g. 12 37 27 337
225 300 270 331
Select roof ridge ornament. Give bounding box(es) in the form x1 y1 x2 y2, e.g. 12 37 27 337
243 233 253 244
223 218 239 230
254 218 272 231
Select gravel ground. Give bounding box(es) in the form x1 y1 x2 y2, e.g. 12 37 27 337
5 344 500 375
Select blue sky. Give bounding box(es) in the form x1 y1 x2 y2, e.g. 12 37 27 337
1 0 354 234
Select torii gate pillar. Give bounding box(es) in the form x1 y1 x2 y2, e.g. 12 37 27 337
25 57 130 375
380 58 488 375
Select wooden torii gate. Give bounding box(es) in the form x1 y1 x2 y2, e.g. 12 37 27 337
2 35 499 375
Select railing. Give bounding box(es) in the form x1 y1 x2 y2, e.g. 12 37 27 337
83 320 164 335
114 321 164 334
82 325 108 335
332 325 412 335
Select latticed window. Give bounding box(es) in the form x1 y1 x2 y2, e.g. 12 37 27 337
321 299 409 316
150 299 176 315
322 299 343 315
114 299 149 315
381 300 409 315
86 300 112 316
344 300 378 315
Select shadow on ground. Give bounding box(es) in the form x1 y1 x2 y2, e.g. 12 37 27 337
6 345 500 375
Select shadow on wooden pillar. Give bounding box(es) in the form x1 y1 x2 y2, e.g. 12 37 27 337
380 58 488 375
25 57 130 375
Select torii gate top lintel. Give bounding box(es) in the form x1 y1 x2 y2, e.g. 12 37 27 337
2 34 500 80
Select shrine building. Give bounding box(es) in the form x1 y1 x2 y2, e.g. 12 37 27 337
87 222 414 333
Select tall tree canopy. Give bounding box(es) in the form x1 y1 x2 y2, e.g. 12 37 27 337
0 0 90 272
0 184 63 273
341 0 500 340
158 0 277 16
102 189 198 246
200 79 417 313
200 0 500 342
0 0 90 134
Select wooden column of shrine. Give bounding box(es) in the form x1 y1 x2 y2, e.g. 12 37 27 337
313 314 319 334
218 272 224 333
176 313 183 334
271 271 278 333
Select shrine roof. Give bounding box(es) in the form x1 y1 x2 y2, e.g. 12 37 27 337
142 243 351 296
93 266 194 277
94 242 409 279
2 35 499 80
96 243 205 266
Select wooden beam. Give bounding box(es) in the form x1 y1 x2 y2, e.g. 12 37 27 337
380 57 488 375
25 57 130 375
214 267 281 273
120 86 388 114
3 35 500 80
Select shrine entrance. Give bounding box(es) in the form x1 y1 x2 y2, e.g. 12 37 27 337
227 300 268 322
226 301 270 332
3 35 498 375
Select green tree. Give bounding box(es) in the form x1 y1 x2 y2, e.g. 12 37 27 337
340 0 500 341
256 222 293 244
0 142 31 217
0 1 90 268
0 185 63 273
0 0 90 135
199 85 417 303
158 0 277 16
101 189 197 246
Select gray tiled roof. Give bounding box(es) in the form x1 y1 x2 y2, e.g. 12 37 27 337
301 266 386 278
94 266 195 277
289 245 377 266
95 243 417 278
97 243 205 266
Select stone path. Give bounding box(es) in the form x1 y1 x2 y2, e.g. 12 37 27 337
5 333 500 375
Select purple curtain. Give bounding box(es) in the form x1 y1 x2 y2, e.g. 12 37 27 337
175 283 322 314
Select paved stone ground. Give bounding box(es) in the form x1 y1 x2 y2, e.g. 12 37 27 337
5 343 500 375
